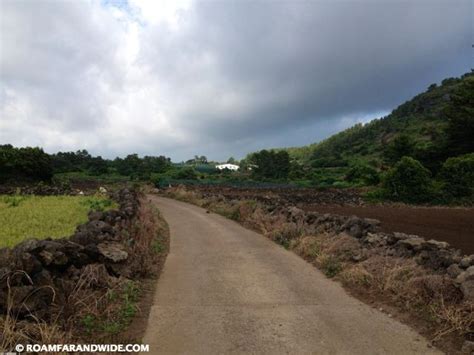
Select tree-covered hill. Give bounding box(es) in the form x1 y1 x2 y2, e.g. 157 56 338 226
280 71 473 173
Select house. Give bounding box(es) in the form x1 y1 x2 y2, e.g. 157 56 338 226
216 163 239 171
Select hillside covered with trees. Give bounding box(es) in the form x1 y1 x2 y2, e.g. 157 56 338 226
242 71 473 202
280 71 473 171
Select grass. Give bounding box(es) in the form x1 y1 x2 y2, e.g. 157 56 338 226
81 281 140 336
0 194 117 248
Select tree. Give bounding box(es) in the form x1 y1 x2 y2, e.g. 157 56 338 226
444 76 474 156
383 157 433 203
384 134 415 164
0 145 53 182
439 153 474 198
250 150 290 180
88 156 108 175
114 154 142 177
345 164 380 185
227 157 236 164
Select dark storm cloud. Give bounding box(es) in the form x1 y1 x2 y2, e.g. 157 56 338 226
142 0 471 156
1 0 471 160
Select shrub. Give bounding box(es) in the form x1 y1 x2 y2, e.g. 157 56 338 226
383 156 433 203
267 222 302 249
345 164 380 185
173 167 198 180
439 153 474 198
320 255 342 278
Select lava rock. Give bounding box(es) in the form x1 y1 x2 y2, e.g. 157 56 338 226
447 264 462 278
97 242 128 262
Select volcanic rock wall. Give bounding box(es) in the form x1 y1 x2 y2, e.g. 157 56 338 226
0 188 139 319
277 205 474 302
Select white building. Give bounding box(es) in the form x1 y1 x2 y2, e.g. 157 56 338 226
216 163 240 171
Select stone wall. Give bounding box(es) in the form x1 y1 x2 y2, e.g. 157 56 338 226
0 188 139 319
0 182 72 196
277 205 474 302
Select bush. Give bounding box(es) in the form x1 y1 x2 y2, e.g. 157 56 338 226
383 156 433 203
439 153 474 198
173 167 198 180
345 164 380 185
320 255 342 278
267 222 302 249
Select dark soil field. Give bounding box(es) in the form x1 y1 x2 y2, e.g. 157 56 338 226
188 186 474 254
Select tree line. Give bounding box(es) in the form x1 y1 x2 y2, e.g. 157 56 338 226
0 145 171 183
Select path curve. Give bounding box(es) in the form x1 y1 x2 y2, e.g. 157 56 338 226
143 196 439 354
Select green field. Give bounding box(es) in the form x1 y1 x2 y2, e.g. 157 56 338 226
0 195 117 248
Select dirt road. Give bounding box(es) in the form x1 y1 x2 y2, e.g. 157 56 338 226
143 196 439 354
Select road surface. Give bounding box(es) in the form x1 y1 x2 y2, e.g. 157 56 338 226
143 196 439 354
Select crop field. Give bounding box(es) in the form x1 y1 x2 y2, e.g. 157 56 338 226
0 195 117 248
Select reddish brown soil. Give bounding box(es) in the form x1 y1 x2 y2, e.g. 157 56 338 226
306 204 474 254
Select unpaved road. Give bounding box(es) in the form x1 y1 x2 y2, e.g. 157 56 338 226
143 197 440 354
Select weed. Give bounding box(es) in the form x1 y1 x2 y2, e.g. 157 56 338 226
152 239 164 253
81 196 114 212
267 222 303 249
1 195 27 208
81 315 96 334
292 236 321 259
320 255 342 278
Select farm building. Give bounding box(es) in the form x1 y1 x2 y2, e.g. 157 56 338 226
216 163 240 171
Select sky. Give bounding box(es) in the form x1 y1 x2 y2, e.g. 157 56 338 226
0 0 472 161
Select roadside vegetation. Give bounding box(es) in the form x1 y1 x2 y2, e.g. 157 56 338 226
0 195 116 248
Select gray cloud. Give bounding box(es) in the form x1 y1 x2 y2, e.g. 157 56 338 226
0 0 471 161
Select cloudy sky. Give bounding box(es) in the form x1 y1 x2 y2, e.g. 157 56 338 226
0 0 471 161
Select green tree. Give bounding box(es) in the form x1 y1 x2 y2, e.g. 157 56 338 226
250 150 290 180
444 76 474 156
0 145 53 182
87 156 108 175
345 164 380 185
383 156 433 203
439 153 474 198
384 134 415 164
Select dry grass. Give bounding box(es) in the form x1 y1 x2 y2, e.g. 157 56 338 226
338 255 473 340
0 271 71 351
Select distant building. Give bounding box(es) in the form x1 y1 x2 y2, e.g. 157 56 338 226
216 163 240 171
